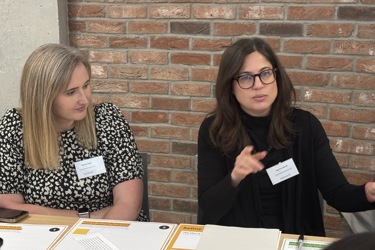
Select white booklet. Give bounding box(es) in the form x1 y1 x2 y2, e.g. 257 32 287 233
0 223 67 250
52 218 177 250
195 224 281 250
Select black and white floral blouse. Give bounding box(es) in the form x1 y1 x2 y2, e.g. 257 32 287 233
0 102 147 221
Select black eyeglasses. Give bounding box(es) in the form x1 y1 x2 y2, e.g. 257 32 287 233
233 68 278 89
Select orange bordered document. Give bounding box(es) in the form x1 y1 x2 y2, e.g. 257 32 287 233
165 224 205 250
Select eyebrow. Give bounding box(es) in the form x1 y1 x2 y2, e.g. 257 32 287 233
64 79 90 93
238 66 272 75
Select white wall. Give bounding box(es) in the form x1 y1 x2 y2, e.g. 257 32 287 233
0 0 68 116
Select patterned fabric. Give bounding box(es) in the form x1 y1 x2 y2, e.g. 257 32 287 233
0 102 147 221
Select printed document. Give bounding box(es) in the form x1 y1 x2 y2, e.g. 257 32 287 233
53 218 177 250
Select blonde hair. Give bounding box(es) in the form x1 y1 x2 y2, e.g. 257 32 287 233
20 43 97 170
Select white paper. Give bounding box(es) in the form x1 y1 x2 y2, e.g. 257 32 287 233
0 223 67 250
281 238 331 250
195 224 281 250
53 219 177 250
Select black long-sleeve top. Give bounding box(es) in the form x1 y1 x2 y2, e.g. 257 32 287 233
198 108 374 236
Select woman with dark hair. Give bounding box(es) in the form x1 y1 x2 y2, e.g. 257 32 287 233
197 37 375 236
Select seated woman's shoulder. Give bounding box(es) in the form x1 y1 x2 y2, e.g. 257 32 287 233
94 102 120 115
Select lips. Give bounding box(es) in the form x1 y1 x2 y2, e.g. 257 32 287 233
76 106 87 112
252 95 267 101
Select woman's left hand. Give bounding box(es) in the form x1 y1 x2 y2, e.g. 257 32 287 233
365 182 375 203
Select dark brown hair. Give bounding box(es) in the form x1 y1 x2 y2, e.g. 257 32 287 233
208 37 296 155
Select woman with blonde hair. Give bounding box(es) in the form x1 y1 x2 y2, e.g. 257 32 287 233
0 43 147 221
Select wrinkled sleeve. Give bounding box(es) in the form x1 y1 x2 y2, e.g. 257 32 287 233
95 103 143 188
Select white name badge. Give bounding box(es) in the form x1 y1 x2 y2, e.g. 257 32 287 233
74 156 107 180
266 158 299 185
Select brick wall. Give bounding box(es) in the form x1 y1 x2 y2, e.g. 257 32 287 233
67 0 375 238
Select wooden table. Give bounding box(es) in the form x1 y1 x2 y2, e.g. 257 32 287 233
20 214 337 250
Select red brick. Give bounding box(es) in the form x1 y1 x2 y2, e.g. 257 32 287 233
112 95 150 109
191 68 218 82
171 52 210 65
150 37 189 50
69 34 107 47
307 23 354 37
354 92 375 107
88 20 125 33
344 171 373 184
149 183 190 198
130 82 169 94
173 199 198 213
297 104 328 119
152 211 192 224
284 39 330 53
288 71 329 86
239 6 283 19
150 5 190 19
132 111 169 123
307 56 353 71
288 6 334 19
351 156 375 171
329 138 374 155
131 126 148 137
172 142 197 155
171 83 211 97
358 24 375 38
303 89 351 104
130 51 168 65
191 99 216 112
278 55 303 68
128 21 168 34
321 121 350 137
332 74 375 89
68 4 105 18
171 171 197 185
69 20 86 32
148 169 170 182
136 139 169 153
151 97 191 111
192 38 232 51
91 80 129 93
171 113 206 126
91 65 107 79
108 5 147 18
357 58 375 73
352 126 375 140
151 154 191 169
109 65 148 79
334 40 375 55
89 50 127 63
192 5 235 19
150 67 189 81
330 107 375 123
109 37 147 48
213 22 256 36
149 197 172 211
152 127 190 140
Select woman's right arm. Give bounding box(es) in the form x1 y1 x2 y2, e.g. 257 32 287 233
0 194 77 217
197 119 266 223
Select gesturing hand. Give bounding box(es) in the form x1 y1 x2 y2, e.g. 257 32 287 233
230 146 267 187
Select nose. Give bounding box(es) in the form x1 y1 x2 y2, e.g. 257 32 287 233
252 75 264 89
78 89 89 104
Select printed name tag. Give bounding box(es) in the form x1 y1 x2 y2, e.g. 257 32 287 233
266 158 299 185
74 156 106 179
